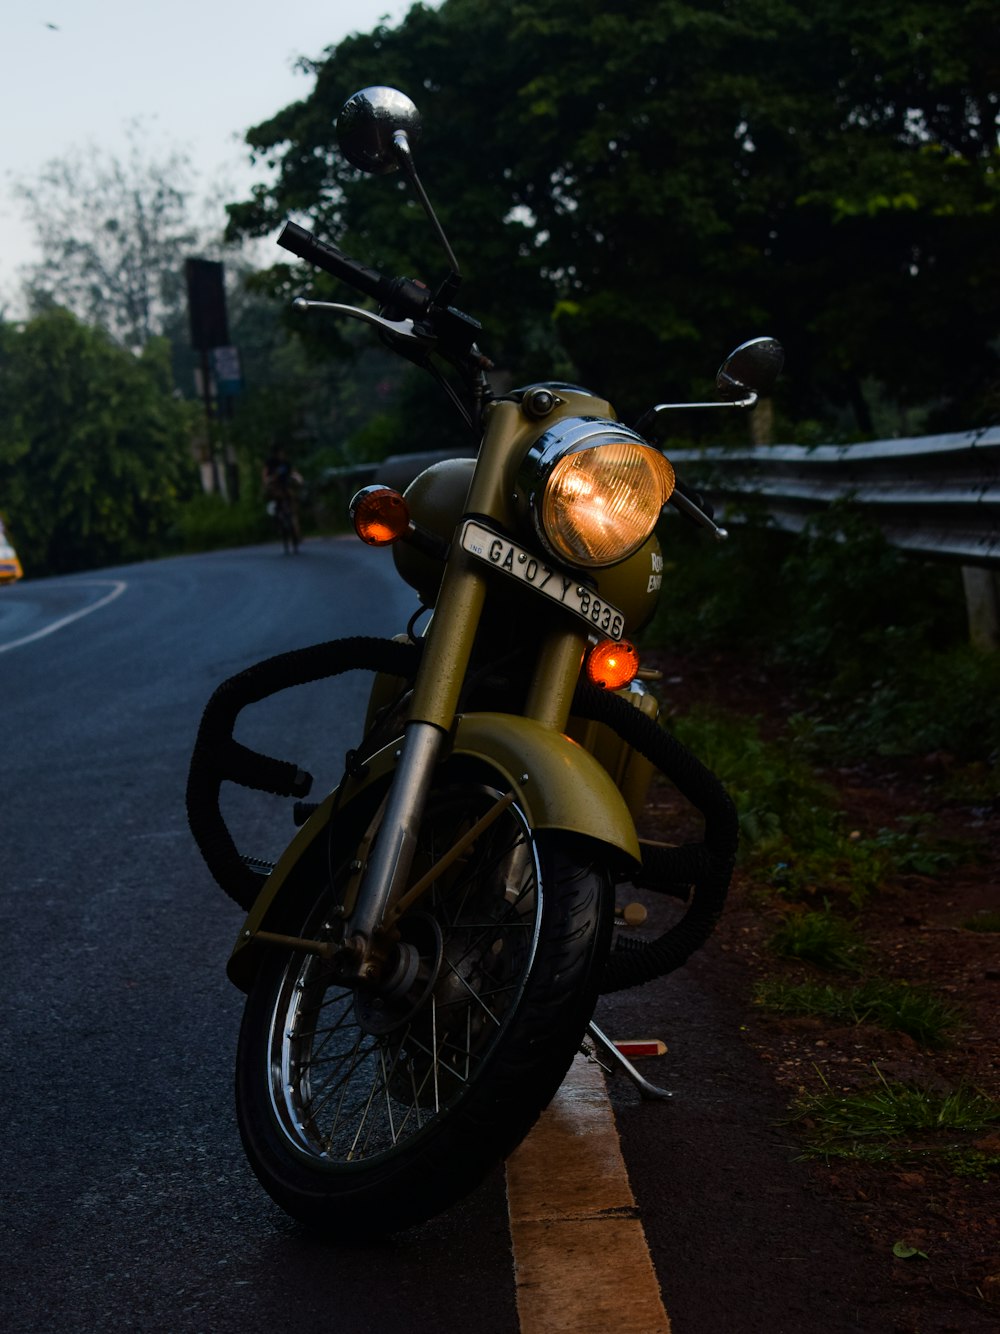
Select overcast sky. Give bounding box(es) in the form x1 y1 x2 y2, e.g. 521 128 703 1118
0 1 425 310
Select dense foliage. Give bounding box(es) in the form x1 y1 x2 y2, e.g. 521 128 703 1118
649 504 1000 762
0 310 198 575
228 0 999 434
4 1 996 587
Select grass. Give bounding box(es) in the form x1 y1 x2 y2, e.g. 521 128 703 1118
797 1142 1000 1177
170 493 273 552
943 1148 1000 1181
669 709 884 903
863 816 975 878
769 907 867 972
753 976 961 1047
669 709 836 857
668 708 976 908
789 1067 1000 1163
963 909 1000 934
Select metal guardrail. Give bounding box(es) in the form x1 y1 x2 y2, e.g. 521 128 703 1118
669 425 1000 569
318 427 1000 645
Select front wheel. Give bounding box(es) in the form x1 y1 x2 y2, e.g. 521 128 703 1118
235 778 613 1236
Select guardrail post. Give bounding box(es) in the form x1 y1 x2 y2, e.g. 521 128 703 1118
750 399 774 446
961 567 1000 651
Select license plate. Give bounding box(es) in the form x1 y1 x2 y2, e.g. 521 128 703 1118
460 520 626 640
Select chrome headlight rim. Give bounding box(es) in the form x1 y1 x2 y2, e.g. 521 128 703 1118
515 416 674 569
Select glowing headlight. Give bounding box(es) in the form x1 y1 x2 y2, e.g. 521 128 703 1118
519 418 675 567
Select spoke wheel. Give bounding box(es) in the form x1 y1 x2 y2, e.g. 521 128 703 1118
235 771 612 1236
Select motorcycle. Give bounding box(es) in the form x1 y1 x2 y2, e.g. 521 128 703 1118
187 86 783 1238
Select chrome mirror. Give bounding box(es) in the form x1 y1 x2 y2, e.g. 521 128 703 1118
337 85 461 277
716 337 784 401
337 86 422 176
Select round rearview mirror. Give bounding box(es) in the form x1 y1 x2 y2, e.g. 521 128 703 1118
716 337 784 401
337 86 422 175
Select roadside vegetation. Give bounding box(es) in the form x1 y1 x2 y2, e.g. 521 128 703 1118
640 495 998 1213
659 679 999 1225
753 978 961 1049
789 1071 1000 1175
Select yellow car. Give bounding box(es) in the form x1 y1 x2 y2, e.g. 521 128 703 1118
0 519 23 584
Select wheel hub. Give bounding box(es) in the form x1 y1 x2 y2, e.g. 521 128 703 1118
353 912 443 1036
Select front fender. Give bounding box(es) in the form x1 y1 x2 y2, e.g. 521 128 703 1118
227 712 639 992
450 713 640 859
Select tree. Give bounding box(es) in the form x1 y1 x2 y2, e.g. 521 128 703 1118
226 0 999 435
15 126 203 354
0 309 198 575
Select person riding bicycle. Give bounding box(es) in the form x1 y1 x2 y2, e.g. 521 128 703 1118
262 448 303 553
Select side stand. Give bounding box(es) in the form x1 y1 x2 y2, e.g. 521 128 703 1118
584 1020 673 1101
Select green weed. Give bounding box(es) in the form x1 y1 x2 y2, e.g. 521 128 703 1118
943 1149 1000 1181
864 817 973 877
762 836 889 907
753 977 960 1047
769 907 867 972
669 709 838 855
790 1068 1000 1153
963 910 1000 934
670 709 978 906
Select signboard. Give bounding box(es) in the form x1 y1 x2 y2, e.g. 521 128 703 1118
211 345 244 397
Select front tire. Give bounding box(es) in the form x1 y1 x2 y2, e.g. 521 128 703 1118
235 778 613 1236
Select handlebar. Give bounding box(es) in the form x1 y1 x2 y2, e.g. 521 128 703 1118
277 221 432 320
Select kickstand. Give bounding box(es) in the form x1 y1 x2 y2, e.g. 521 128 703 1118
583 1020 673 1101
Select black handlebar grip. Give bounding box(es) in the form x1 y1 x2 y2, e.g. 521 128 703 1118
277 221 431 319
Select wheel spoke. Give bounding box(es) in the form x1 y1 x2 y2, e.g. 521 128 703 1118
346 1056 384 1160
440 956 506 1027
292 997 358 1060
378 1047 397 1145
267 784 546 1166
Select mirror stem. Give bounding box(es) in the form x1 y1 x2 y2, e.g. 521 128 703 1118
634 392 757 437
392 131 462 277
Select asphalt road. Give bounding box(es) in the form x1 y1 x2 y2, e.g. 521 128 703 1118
0 538 898 1333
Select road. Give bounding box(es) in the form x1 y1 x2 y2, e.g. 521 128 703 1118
0 539 895 1333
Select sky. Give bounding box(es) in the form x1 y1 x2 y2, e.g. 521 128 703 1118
0 1 425 310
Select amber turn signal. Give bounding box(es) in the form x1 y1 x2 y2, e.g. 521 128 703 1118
350 485 410 546
584 638 639 690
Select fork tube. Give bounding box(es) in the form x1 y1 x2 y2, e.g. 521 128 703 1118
408 558 487 727
523 627 588 731
346 719 445 949
348 405 527 955
348 558 488 953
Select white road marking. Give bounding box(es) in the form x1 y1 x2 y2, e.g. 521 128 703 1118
506 1054 671 1333
0 580 128 653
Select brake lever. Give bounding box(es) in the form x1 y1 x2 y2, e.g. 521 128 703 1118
293 297 433 347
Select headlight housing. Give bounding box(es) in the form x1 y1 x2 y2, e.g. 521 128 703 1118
517 418 675 568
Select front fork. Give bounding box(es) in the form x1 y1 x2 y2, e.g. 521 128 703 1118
335 547 590 986
335 548 489 983
337 718 445 981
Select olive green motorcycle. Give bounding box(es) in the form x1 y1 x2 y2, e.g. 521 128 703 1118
187 86 783 1238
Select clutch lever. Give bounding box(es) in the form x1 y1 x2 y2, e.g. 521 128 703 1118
293 297 433 348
